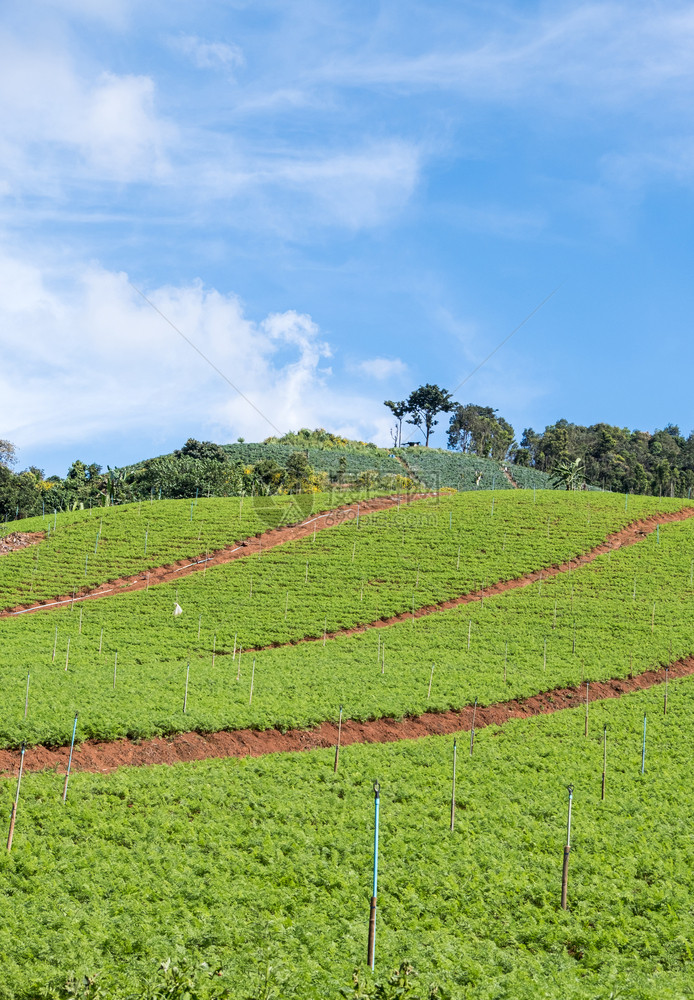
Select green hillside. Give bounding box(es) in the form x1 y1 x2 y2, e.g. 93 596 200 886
0 491 688 748
0 680 691 998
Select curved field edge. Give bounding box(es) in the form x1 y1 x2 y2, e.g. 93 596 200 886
2 504 694 750
0 679 692 999
2 492 684 620
1 654 691 774
0 488 412 611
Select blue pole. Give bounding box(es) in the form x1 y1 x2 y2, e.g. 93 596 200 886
63 713 78 802
641 714 647 774
367 781 380 970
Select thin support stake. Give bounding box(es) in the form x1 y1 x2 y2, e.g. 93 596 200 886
52 626 58 662
183 661 190 713
601 725 607 801
334 705 343 773
470 697 477 756
561 784 573 910
450 739 457 831
367 782 380 971
427 663 435 700
62 713 78 802
7 743 26 852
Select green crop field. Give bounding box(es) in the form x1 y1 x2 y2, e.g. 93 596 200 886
0 490 389 611
0 491 689 748
0 679 691 999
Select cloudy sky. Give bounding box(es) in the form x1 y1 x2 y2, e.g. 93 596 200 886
3 0 694 475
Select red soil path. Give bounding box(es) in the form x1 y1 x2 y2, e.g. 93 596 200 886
256 504 694 649
1 492 435 618
2 656 691 776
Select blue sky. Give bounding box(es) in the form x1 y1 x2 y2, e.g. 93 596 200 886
3 0 694 475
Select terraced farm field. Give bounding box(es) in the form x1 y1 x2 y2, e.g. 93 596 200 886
0 489 692 999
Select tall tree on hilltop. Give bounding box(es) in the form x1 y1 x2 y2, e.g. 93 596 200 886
404 384 456 447
383 400 407 448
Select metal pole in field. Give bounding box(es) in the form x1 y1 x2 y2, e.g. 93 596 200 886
470 697 477 756
601 725 607 801
367 781 380 971
64 636 70 672
641 714 647 774
7 743 26 852
334 705 343 773
62 713 78 802
450 739 457 831
560 784 573 910
183 661 190 713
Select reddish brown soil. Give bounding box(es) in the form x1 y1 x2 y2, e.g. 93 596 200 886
501 467 519 488
254 504 694 649
1 492 435 617
0 531 44 556
2 657 690 776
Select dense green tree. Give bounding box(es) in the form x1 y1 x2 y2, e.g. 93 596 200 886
174 438 228 463
448 404 515 460
405 384 456 447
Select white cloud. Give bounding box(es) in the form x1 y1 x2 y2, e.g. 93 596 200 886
0 250 391 453
317 3 694 113
172 34 244 71
353 357 408 380
0 32 173 192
